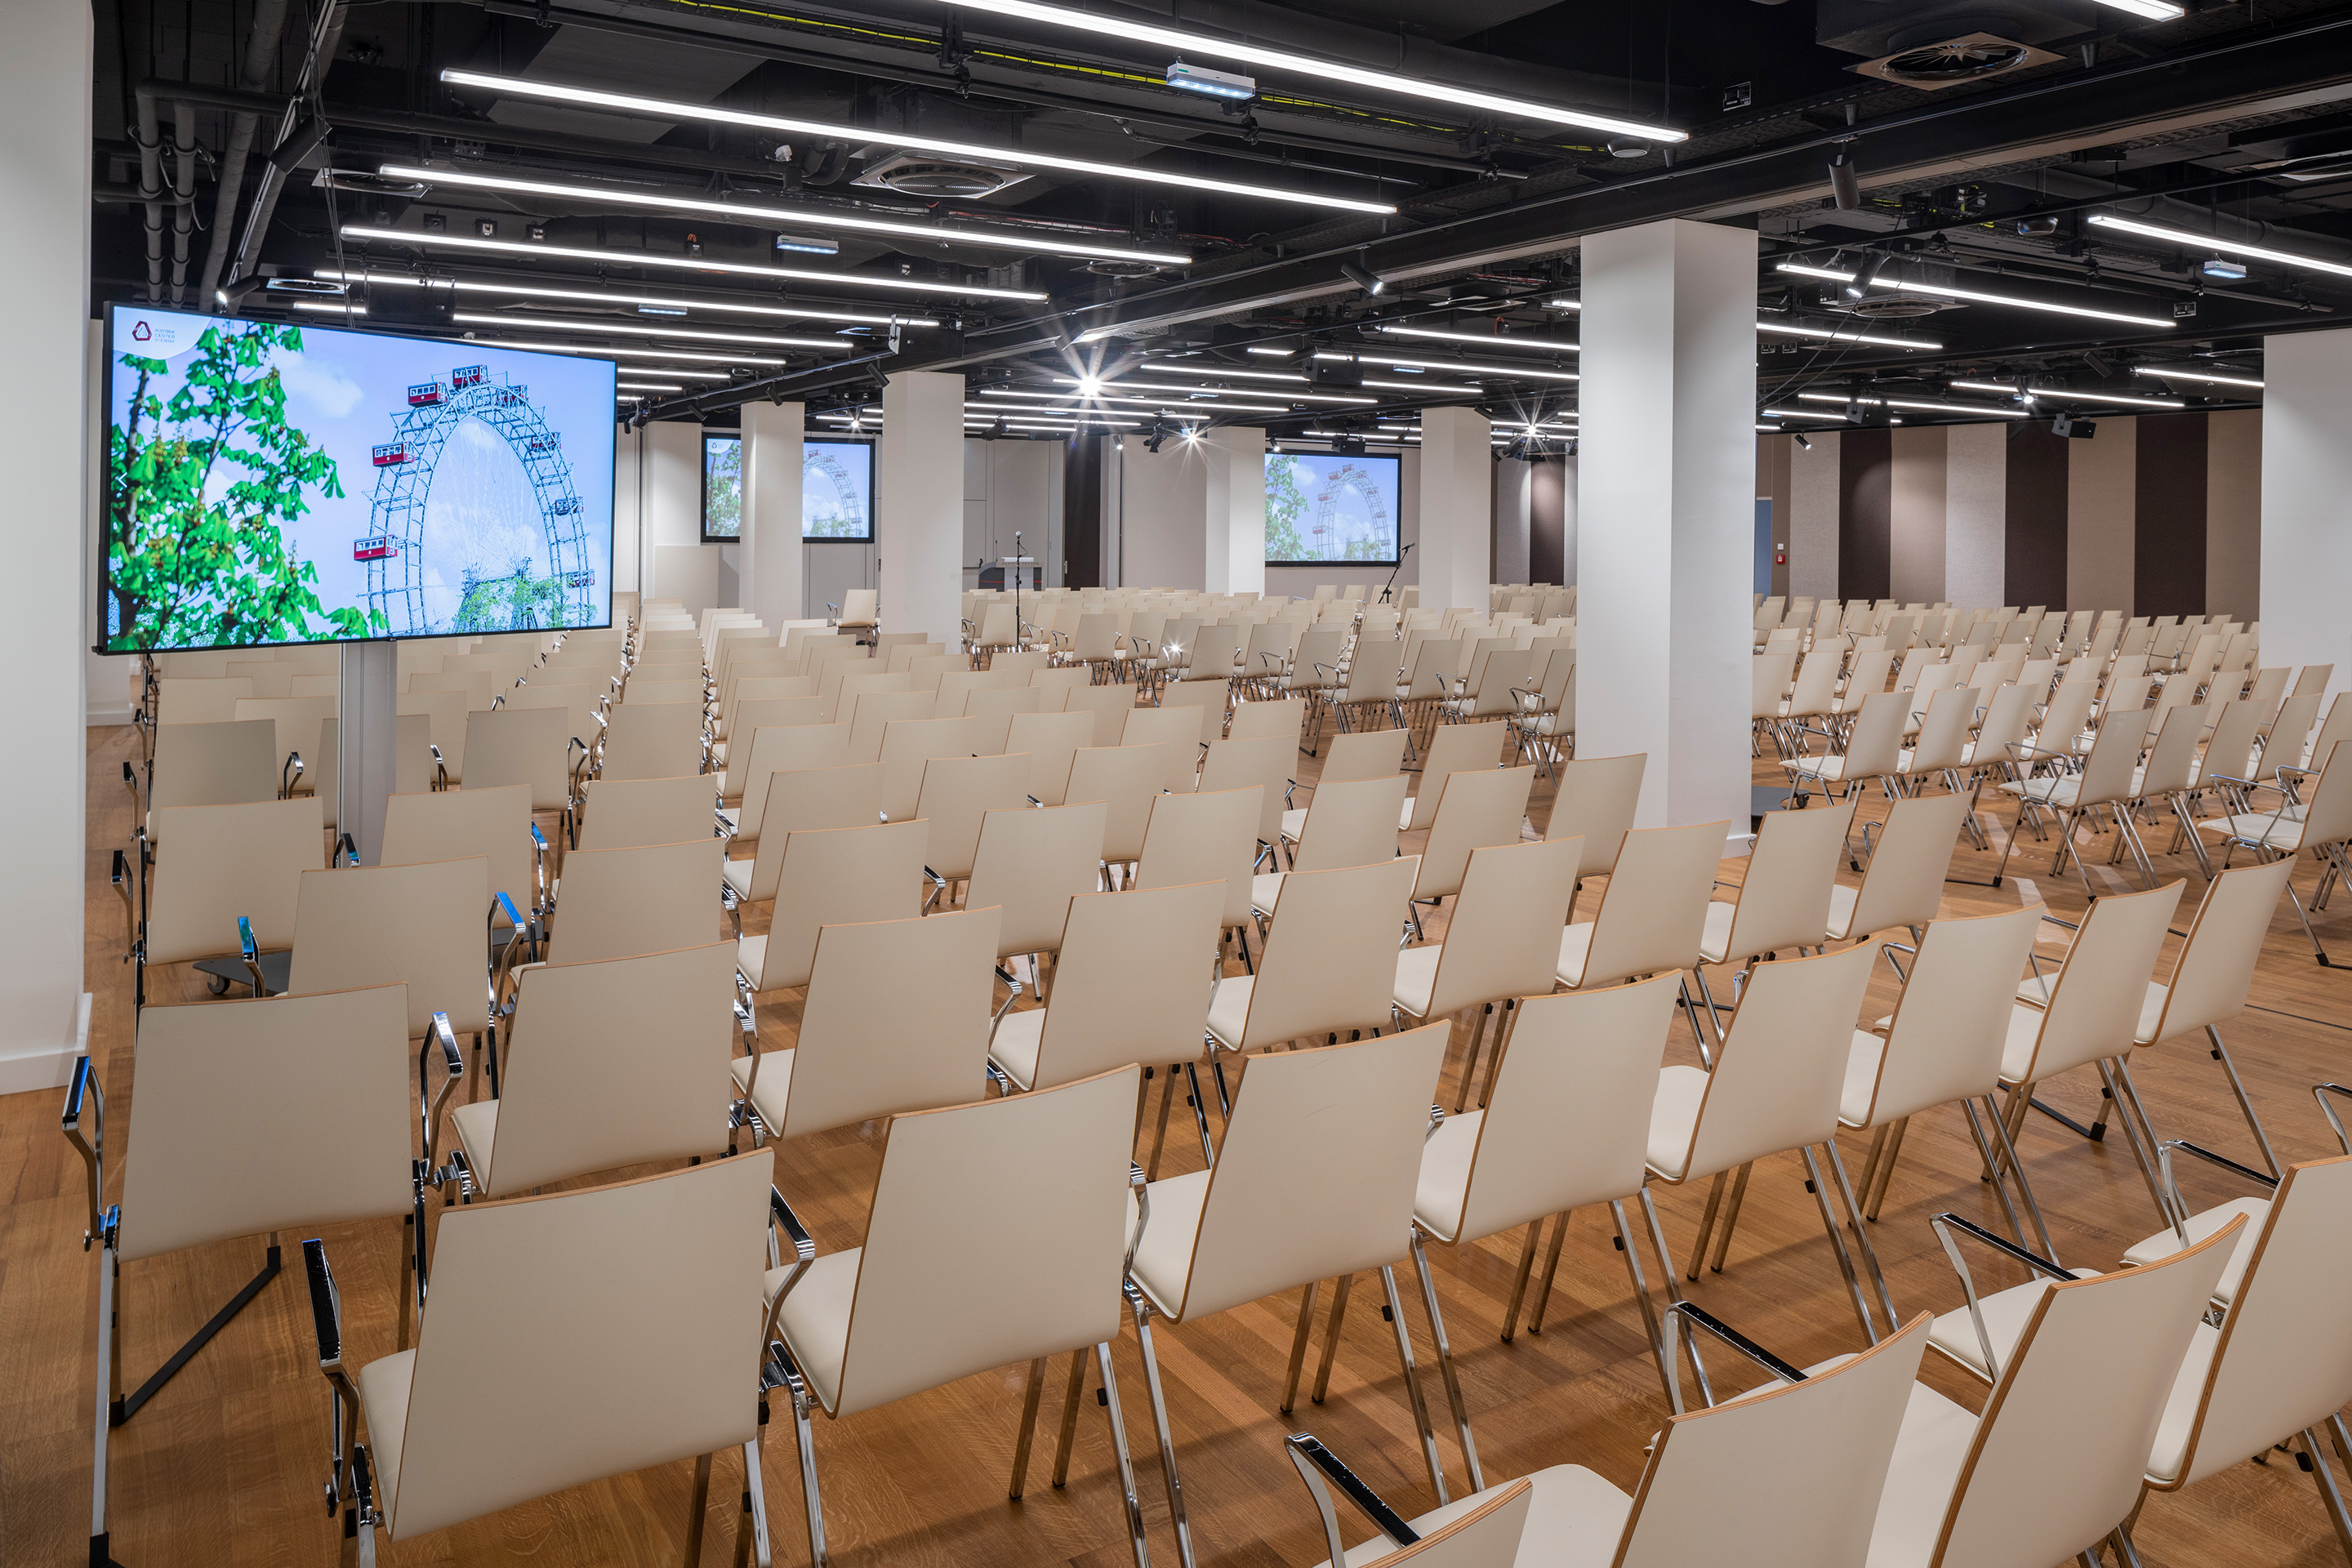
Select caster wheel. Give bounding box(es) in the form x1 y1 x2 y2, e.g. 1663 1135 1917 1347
207 973 230 996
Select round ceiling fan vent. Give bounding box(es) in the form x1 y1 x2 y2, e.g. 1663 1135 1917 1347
1086 258 1163 278
869 160 1021 198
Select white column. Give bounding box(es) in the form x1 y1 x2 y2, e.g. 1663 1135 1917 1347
336 641 397 865
1419 408 1491 609
1494 458 1532 583
2 0 91 1092
742 400 804 629
643 420 712 612
880 371 964 639
1578 218 1757 840
2261 330 2352 698
1206 427 1266 594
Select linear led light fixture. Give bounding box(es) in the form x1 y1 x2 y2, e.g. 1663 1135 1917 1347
989 387 1288 415
1947 378 2183 410
314 269 932 327
381 163 1194 267
1758 320 1941 350
1374 325 1579 353
292 301 367 314
1142 361 1310 382
1246 345 1295 357
2133 364 2265 390
1542 298 1583 310
448 311 850 351
440 69 1395 216
920 0 1684 140
1794 391 2029 419
2085 212 2352 278
1775 261 2176 329
617 381 686 392
336 225 1047 301
1762 406 1850 421
1052 373 1371 405
1318 350 1579 383
1361 377 1486 395
2091 0 2185 18
463 336 788 367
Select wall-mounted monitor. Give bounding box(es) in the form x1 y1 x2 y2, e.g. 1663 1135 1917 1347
100 304 616 652
802 438 872 541
702 432 742 542
1265 452 1401 565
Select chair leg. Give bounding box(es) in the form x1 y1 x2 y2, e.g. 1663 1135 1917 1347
1499 1219 1544 1343
1685 1171 1729 1281
1526 1211 1570 1335
778 1365 822 1568
1147 1065 1179 1180
1474 998 1520 1110
1311 1273 1353 1404
2207 1026 2283 1178
1009 1356 1049 1499
1609 1199 1673 1401
1050 1347 1088 1487
1126 1290 1198 1568
1802 1144 1882 1345
1983 1092 2063 1267
1823 1137 1899 1330
1450 1003 1490 1115
1638 1187 1715 1406
1958 1100 2032 1250
1182 1060 1216 1169
1410 1234 1483 1493
686 1451 715 1567
1093 1342 1156 1568
1378 1263 1450 1505
1279 1281 1320 1414
1676 977 1714 1067
1705 1163 1753 1275
2094 1058 2176 1228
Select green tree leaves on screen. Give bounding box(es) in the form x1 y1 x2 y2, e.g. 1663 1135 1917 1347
106 320 377 650
704 435 742 538
1266 453 1309 560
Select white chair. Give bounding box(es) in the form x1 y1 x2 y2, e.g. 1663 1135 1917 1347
1994 705 2157 892
1254 774 1408 918
989 881 1224 1097
1125 1025 1456 1548
577 773 715 851
2196 733 2352 966
1555 822 1723 1054
1134 786 1263 971
723 762 885 907
1784 689 1908 808
738 817 928 997
1400 722 1508 834
963 800 1110 974
464 706 584 840
140 796 323 1004
63 987 418 1567
1646 940 1887 1340
303 1154 775 1559
1407 764 1535 913
1207 856 1419 1074
1066 742 1176 884
766 1068 1153 1568
912 751 1031 898
1281 1311 1931 1568
1280 728 1408 852
1542 751 1647 916
734 907 999 1144
543 837 725 965
1691 802 1851 1036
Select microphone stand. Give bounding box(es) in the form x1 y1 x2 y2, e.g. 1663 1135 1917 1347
1379 542 1414 605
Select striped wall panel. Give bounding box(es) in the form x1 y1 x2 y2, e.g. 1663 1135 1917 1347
1760 411 2261 613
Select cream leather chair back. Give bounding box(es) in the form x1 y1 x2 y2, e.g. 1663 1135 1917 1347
1227 696 1304 746
1226 857 1418 1049
1007 710 1096 808
1122 704 1212 794
1849 904 2042 1129
149 719 279 810
1543 751 1646 881
1169 1025 1446 1321
287 858 488 1037
2009 879 2184 1085
545 837 724 965
844 688 936 762
1829 792 1968 942
578 773 711 852
1290 774 1410 874
1413 766 1535 903
1065 743 1175 867
2134 703 2207 797
745 817 927 992
1752 653 1796 721
913 752 1031 884
1669 941 1875 1182
365 1153 772 1542
156 675 254 724
464 942 735 1196
1569 821 1722 991
145 796 323 965
727 721 850 818
965 800 1110 960
598 700 704 782
1134 786 1259 932
876 715 980 824
1402 722 1506 833
963 685 1049 751
1063 683 1138 747
1712 800 1851 963
381 783 534 911
462 706 575 813
993 882 1223 1093
397 688 470 781
2146 855 2296 1045
1198 735 1294 845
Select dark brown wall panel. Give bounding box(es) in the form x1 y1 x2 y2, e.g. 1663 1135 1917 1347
1530 458 1566 585
1062 434 1103 587
1839 426 1893 602
2134 412 2207 618
2005 424 2070 608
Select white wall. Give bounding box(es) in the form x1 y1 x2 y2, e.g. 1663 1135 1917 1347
1944 421 2007 609
1787 430 1841 601
1494 457 1532 584
2261 330 2352 698
878 371 964 640
643 421 715 608
612 422 642 595
964 438 1060 590
1118 436 1211 589
1209 427 1267 595
742 400 803 628
1419 409 1492 609
2 0 91 1090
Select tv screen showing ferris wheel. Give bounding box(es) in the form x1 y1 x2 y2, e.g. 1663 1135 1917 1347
99 303 615 651
1264 452 1400 566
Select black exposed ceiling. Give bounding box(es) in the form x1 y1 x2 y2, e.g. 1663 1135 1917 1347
88 0 2352 439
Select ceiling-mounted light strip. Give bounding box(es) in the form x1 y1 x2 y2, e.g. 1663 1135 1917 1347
2091 0 2185 19
1947 378 2183 410
918 0 1683 140
380 163 1194 267
462 336 788 367
617 381 685 392
314 269 933 326
1143 361 1310 382
292 301 367 315
1373 325 1580 353
986 387 1285 416
336 224 1047 301
1246 345 1295 357
1360 378 1487 395
2133 364 2265 390
1317 350 1579 382
1775 261 2176 328
1758 320 1941 350
1761 406 1850 421
1542 298 1583 310
2085 212 2352 278
439 69 1395 216
1052 373 1371 406
448 312 850 351
1794 391 2029 419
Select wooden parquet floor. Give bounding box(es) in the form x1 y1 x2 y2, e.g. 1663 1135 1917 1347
6 717 2351 1567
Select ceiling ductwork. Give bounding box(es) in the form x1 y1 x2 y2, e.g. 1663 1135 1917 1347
1821 4 2086 89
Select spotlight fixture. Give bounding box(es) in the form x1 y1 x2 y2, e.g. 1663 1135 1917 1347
1607 140 1649 159
439 69 1396 215
265 114 331 175
334 225 1045 301
1844 253 1889 300
2052 414 2097 439
1166 61 1257 100
215 274 265 310
1339 258 1387 297
1793 433 1813 450
1828 152 1860 212
917 0 1686 140
527 222 548 243
476 220 497 239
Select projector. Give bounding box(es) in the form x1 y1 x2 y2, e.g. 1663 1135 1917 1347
1167 61 1257 100
2200 256 2249 282
2051 415 2097 439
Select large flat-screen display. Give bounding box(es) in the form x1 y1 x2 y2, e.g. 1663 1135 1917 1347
1266 452 1401 565
101 304 616 651
697 434 872 541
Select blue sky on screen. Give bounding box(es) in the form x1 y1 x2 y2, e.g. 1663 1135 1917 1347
109 305 615 635
1266 452 1400 564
